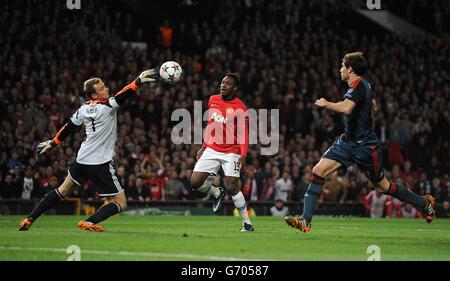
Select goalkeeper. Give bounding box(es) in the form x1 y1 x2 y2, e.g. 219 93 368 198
18 69 158 232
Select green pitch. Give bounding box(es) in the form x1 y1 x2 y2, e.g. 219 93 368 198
0 216 449 261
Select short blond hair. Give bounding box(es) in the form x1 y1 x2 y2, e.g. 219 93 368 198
83 77 102 97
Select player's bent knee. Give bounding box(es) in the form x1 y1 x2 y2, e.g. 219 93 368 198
112 193 127 211
190 174 204 190
312 165 325 178
190 178 200 190
115 200 127 211
119 201 127 211
374 177 390 193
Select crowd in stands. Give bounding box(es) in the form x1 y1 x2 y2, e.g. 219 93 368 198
0 0 449 217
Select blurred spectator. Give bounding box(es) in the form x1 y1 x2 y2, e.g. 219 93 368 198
431 177 444 203
146 172 166 201
80 182 97 201
292 172 310 202
179 169 196 199
0 173 19 199
116 166 128 191
128 177 151 202
440 200 450 218
364 190 389 218
322 172 347 203
413 172 433 196
158 20 173 48
165 171 188 200
273 171 293 202
125 174 137 200
397 203 423 219
270 199 289 217
385 197 402 218
17 168 40 200
427 156 442 179
345 177 363 203
241 167 262 201
259 175 275 202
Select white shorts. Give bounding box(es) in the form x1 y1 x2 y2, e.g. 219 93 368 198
193 147 241 177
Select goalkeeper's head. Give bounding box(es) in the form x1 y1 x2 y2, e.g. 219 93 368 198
83 78 110 100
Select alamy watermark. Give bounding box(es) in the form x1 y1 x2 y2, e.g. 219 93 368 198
171 101 279 156
66 245 81 261
366 245 381 261
366 0 381 10
66 0 81 10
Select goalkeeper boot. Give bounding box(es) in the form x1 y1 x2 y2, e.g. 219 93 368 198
77 221 105 232
17 217 33 231
285 215 311 233
212 186 225 213
423 195 436 223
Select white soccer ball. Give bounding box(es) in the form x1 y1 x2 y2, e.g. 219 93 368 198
159 61 182 85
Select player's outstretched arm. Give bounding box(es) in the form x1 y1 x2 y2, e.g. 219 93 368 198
315 98 356 115
36 119 80 155
114 69 159 106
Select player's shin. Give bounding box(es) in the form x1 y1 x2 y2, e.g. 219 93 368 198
28 189 64 221
385 182 427 211
302 174 325 222
231 191 251 225
85 202 121 224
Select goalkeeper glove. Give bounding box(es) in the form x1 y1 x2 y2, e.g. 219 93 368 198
135 69 159 86
36 140 56 155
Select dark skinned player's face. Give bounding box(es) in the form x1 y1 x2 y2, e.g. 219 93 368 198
220 76 237 99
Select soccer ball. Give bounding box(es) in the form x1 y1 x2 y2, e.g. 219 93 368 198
159 61 182 85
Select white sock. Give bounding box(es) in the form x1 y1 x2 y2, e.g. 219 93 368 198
232 191 251 225
197 176 220 198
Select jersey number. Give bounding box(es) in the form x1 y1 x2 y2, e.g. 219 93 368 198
89 118 96 132
234 161 240 172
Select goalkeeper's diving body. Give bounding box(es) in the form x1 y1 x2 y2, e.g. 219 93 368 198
17 69 158 232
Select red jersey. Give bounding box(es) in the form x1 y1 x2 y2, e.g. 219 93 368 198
146 178 165 201
203 94 249 156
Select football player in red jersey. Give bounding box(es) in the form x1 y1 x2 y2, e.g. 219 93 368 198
191 73 253 232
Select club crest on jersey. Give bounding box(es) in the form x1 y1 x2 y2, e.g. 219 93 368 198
344 88 353 99
210 111 227 124
226 108 234 114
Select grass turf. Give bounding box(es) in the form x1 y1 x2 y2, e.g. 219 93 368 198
0 215 449 261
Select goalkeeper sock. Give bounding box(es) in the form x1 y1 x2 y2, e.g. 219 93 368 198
85 203 121 224
197 176 221 198
232 191 251 225
385 182 427 211
29 189 63 221
302 174 324 222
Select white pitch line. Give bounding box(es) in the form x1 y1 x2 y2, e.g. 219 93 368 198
0 246 273 261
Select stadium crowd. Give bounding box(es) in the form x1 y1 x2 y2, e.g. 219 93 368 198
0 0 449 217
